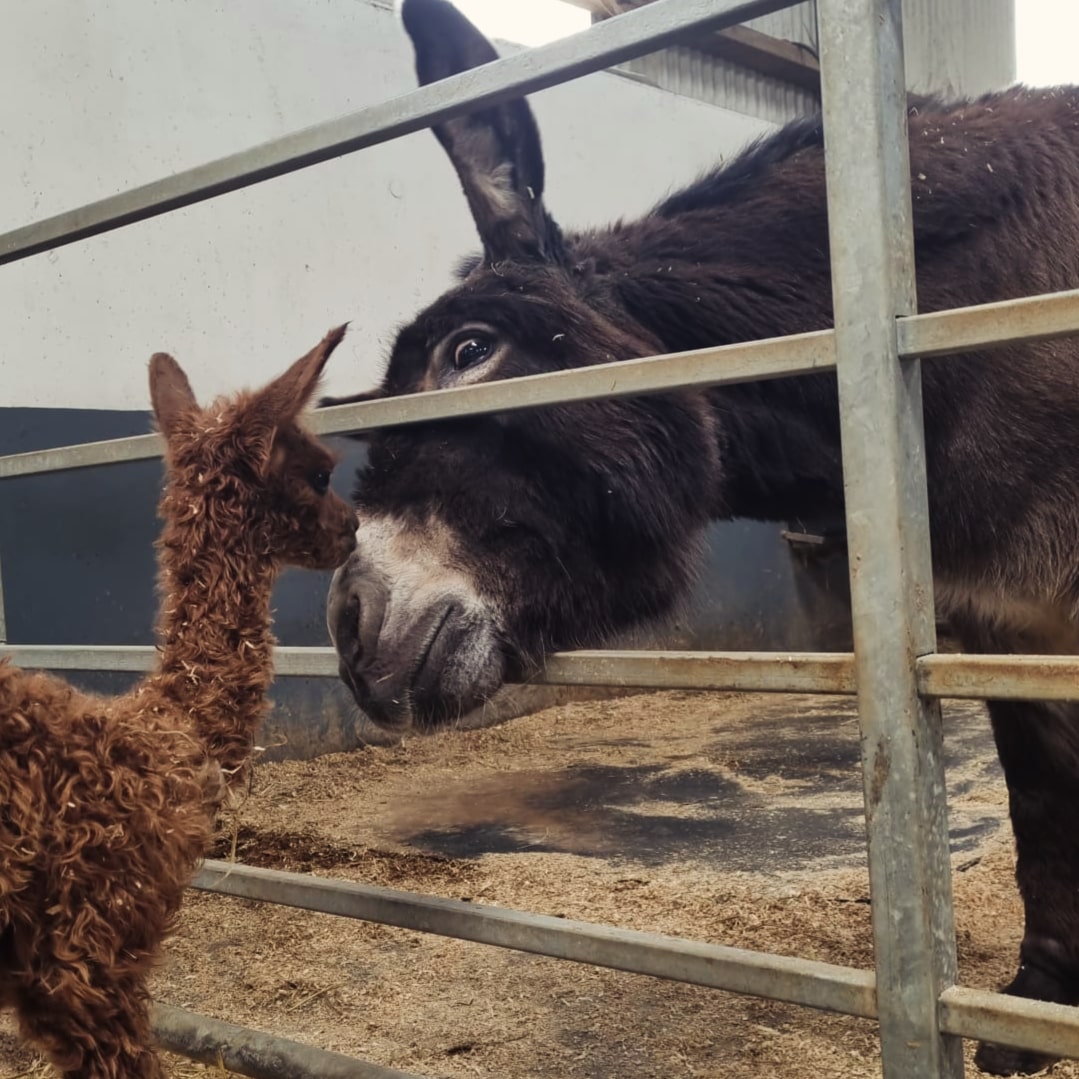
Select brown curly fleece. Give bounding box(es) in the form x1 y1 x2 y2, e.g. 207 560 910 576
0 325 357 1078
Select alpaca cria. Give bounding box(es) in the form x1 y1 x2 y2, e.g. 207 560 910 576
0 326 356 1079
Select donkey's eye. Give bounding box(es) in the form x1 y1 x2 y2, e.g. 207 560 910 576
453 336 493 370
309 469 332 496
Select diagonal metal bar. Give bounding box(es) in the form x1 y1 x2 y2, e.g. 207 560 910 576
4 285 1079 480
0 432 164 481
0 330 835 478
304 329 834 435
194 860 878 1019
0 0 793 266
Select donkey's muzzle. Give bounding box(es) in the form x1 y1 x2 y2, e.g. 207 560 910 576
327 556 506 732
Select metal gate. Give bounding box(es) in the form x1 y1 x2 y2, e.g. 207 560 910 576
4 1 1079 1076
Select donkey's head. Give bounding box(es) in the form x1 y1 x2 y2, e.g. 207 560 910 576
325 0 719 732
150 326 358 572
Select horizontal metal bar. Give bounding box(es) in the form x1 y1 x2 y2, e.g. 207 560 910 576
1 645 160 672
0 644 860 693
194 860 877 1019
7 645 1079 702
0 0 793 266
900 288 1079 359
534 649 857 693
0 645 339 676
153 1004 426 1079
939 986 1079 1062
918 653 1079 702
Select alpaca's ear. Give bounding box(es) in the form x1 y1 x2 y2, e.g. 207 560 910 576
399 0 563 265
149 353 198 439
256 324 349 423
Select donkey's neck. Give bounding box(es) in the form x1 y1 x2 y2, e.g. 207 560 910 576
147 485 279 778
583 212 845 524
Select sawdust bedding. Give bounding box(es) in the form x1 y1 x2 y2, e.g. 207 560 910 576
0 690 1075 1078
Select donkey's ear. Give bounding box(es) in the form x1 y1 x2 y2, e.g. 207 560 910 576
399 0 563 264
255 324 349 423
318 388 383 409
149 353 198 439
317 387 384 441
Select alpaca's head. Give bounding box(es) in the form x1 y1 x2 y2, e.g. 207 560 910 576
148 326 357 571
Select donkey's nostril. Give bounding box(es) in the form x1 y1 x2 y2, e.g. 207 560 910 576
357 584 389 659
334 595 363 666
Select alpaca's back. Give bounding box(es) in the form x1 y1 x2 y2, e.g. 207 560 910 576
0 659 217 944
0 659 216 1075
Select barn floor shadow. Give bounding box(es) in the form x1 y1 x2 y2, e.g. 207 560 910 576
394 699 1002 873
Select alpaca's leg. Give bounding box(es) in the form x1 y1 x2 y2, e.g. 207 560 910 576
14 968 164 1079
973 697 1079 1076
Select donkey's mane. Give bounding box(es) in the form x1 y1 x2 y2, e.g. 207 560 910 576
656 113 825 219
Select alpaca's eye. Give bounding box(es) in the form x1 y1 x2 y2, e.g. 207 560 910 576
309 470 331 496
453 336 493 370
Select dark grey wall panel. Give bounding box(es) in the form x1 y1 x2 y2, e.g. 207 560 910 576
0 407 853 758
0 407 370 758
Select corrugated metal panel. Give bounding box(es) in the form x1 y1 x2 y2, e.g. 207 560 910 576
617 41 816 127
585 0 817 125
603 0 1014 127
745 1 817 49
615 2 817 126
902 0 1015 98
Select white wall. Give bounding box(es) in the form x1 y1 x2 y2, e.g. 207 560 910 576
0 0 773 411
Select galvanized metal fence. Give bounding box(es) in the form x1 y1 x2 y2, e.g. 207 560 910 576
3 0 1079 1076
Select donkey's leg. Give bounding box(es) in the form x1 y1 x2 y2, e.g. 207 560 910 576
974 696 1079 1075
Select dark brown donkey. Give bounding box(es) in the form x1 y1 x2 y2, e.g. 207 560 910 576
324 1 1079 1069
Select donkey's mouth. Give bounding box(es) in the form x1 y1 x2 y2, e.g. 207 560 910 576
333 599 508 734
326 526 511 733
411 602 457 692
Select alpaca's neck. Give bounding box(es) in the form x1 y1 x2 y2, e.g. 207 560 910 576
147 485 279 779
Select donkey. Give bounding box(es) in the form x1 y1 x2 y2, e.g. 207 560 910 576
323 1 1079 1070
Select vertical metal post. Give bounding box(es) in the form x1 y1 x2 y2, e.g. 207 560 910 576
816 1 962 1077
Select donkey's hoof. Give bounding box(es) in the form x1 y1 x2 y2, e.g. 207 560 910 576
974 1040 1056 1075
